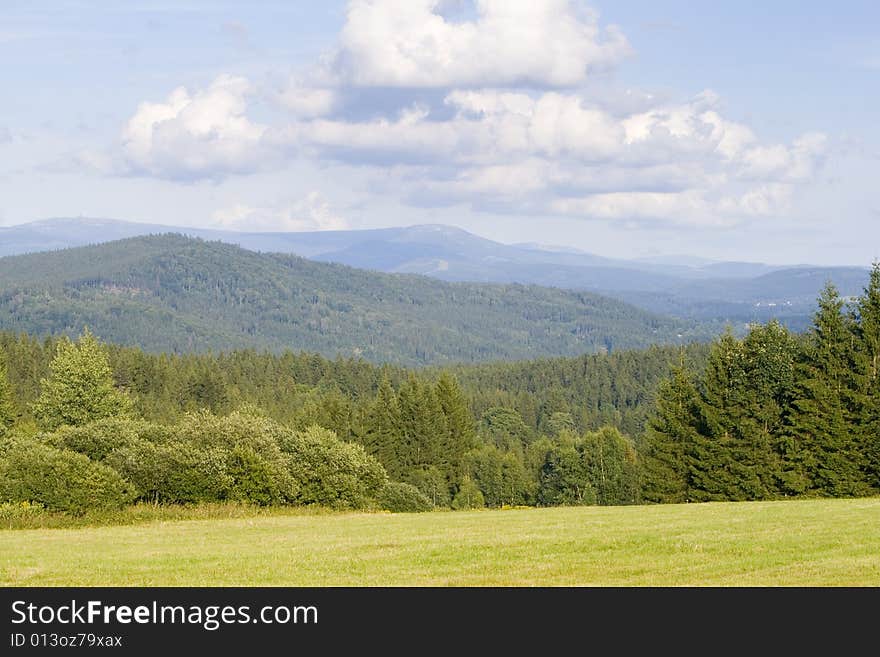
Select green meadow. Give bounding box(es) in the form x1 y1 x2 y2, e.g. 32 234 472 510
2 497 878 586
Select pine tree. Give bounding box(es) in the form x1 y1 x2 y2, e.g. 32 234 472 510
853 263 880 490
789 283 866 496
690 331 749 500
31 328 133 431
362 374 403 478
732 322 797 498
434 373 477 482
0 350 15 432
396 375 446 476
641 368 702 503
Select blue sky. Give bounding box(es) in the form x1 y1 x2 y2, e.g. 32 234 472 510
1 0 878 265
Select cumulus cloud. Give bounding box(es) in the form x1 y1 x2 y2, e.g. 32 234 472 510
288 87 825 224
121 75 274 180
333 0 631 88
212 192 348 232
274 78 338 118
113 1 829 228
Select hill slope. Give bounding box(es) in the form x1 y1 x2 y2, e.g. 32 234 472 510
2 218 870 331
0 235 708 365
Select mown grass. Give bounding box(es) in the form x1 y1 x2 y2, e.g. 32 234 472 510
1 497 878 586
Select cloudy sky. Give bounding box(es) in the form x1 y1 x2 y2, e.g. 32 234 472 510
1 0 878 264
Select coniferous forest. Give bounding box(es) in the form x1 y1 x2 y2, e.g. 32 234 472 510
0 265 878 516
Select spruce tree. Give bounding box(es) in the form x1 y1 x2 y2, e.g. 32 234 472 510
789 283 865 496
641 368 701 503
853 263 880 490
734 322 797 498
362 374 403 478
434 373 477 482
0 350 15 432
31 328 133 431
691 331 749 500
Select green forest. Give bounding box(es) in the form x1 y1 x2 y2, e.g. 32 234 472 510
0 234 717 365
0 265 878 517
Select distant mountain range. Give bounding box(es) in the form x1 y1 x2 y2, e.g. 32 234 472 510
1 217 871 331
0 234 715 365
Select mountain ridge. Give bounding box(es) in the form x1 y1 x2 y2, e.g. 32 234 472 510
1 217 870 331
0 234 713 366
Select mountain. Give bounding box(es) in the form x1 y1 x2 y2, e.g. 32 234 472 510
1 218 870 330
0 218 768 280
0 234 711 366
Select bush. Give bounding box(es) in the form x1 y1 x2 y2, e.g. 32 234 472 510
104 412 299 505
0 440 135 513
106 439 232 504
280 425 388 508
378 481 432 513
175 411 297 504
47 417 168 461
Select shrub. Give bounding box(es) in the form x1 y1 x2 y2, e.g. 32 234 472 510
106 439 232 504
104 411 299 505
47 417 169 461
280 425 388 508
0 440 135 513
175 411 298 504
378 481 432 513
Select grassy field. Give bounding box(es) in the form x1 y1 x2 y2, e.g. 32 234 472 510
1 497 878 586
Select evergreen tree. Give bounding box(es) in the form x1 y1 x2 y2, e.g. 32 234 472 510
362 374 403 478
788 283 866 496
693 330 752 500
853 263 880 489
397 375 447 475
0 350 15 432
31 328 133 431
641 369 702 503
740 322 801 496
434 373 477 482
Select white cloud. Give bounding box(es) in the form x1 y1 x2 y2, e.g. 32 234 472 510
333 0 631 88
291 88 825 225
212 192 348 232
121 75 273 180
111 1 829 229
275 80 338 118
550 191 728 227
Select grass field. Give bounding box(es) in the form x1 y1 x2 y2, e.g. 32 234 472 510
2 498 879 586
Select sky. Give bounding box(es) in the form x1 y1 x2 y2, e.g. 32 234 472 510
1 0 878 265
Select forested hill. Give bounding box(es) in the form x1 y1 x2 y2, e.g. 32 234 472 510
0 235 710 366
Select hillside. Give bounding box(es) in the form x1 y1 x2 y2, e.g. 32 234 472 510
0 235 708 366
2 218 869 331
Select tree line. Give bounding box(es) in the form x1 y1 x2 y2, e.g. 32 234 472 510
1 264 877 515
642 268 880 501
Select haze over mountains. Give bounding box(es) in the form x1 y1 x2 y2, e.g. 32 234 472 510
1 218 870 333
